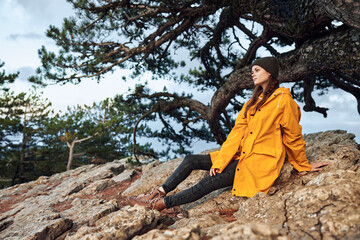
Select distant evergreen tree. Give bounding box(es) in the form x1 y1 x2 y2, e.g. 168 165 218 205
41 95 153 170
0 90 52 184
0 91 22 186
0 60 19 91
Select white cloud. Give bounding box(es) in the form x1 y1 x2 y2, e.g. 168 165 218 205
12 0 73 26
0 0 73 69
41 69 137 112
17 66 36 81
8 33 43 41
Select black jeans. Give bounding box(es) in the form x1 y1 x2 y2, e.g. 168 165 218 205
161 154 238 208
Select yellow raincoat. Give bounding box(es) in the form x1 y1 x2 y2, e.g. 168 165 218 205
210 87 311 198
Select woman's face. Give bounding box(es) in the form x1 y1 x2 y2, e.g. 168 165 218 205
251 65 271 89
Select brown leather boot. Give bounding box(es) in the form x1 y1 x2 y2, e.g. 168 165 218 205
127 194 167 211
127 187 165 206
149 197 167 211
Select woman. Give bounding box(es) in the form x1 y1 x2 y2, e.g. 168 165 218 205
128 56 328 211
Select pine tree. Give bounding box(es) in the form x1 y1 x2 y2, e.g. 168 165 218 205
33 0 360 149
0 90 52 184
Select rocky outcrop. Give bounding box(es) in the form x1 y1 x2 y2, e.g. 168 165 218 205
65 205 162 240
0 130 359 239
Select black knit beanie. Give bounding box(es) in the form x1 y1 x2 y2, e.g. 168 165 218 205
251 57 279 79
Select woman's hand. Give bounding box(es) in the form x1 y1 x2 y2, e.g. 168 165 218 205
210 168 220 176
310 162 329 172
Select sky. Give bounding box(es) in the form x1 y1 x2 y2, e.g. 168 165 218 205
0 0 359 153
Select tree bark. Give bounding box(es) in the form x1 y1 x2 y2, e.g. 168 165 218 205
320 0 360 29
19 133 26 183
19 111 28 183
245 0 360 40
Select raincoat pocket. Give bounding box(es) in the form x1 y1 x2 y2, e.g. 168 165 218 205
252 143 276 157
248 144 277 173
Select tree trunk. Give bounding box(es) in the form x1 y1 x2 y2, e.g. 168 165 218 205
65 134 98 170
11 166 19 186
19 120 27 183
66 141 75 171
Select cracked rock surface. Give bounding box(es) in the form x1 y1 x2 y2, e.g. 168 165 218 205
0 130 359 239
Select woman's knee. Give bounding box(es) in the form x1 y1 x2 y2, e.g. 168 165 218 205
183 154 198 162
182 154 211 170
181 154 200 167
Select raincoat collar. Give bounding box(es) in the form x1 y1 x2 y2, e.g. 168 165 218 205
257 87 290 108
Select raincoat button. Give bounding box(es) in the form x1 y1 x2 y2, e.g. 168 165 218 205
250 132 253 134
233 189 236 191
237 168 239 171
242 151 245 154
259 109 261 111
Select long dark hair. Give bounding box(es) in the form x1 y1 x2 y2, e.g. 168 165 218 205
244 76 279 117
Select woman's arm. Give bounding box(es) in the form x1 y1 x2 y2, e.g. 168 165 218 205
281 97 329 172
210 103 248 171
280 97 312 172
